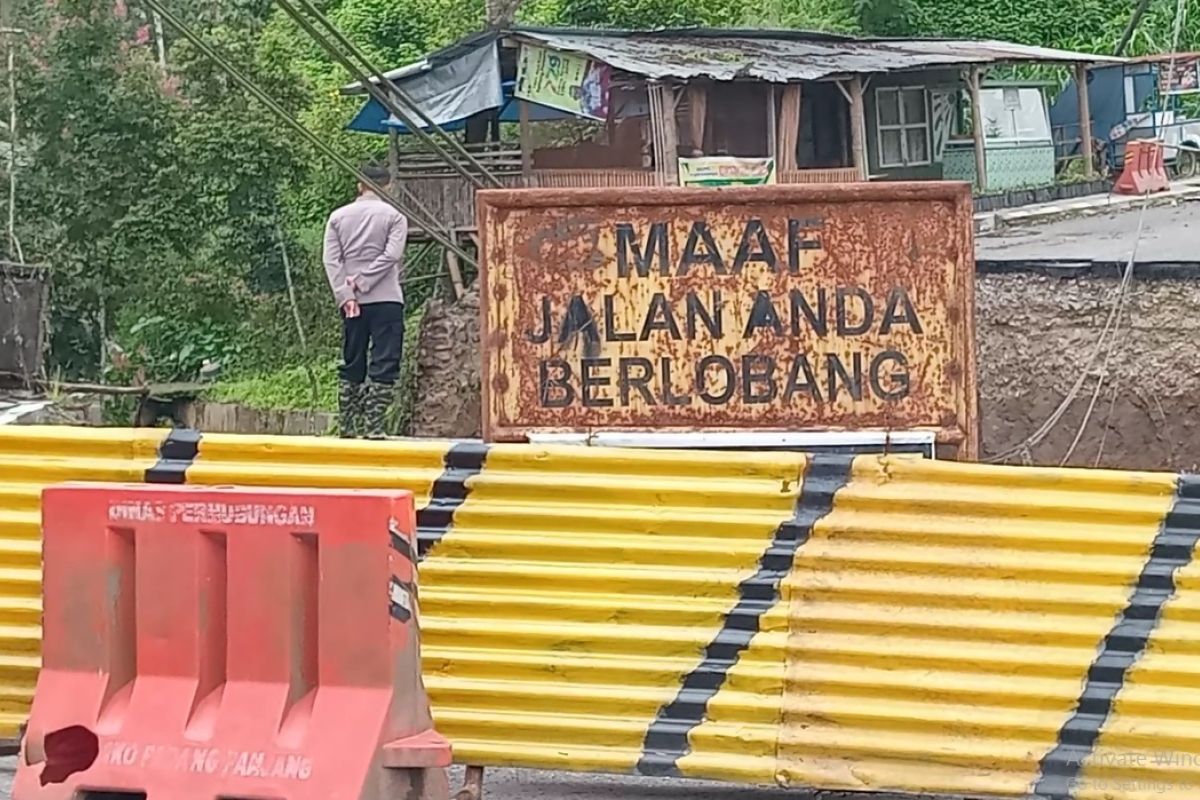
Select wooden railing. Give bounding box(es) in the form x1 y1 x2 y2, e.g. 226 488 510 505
396 142 524 178
530 168 658 188
402 165 860 233
781 167 862 183
402 169 656 231
401 174 523 233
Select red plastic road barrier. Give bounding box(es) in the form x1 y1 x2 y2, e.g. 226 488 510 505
1114 139 1170 195
15 483 450 800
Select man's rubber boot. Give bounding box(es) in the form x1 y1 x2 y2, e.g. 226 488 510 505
363 381 393 440
338 379 364 439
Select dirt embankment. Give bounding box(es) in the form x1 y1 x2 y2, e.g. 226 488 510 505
414 272 1200 471
978 272 1200 471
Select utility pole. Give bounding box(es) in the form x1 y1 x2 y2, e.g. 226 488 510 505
1114 0 1152 56
485 0 523 27
0 0 22 263
152 10 167 70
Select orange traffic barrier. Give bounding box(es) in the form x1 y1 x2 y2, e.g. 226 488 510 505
14 483 450 800
1113 138 1170 194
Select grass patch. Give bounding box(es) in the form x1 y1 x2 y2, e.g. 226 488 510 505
207 301 428 426
209 361 338 412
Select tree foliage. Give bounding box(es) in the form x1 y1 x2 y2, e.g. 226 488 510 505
16 0 185 374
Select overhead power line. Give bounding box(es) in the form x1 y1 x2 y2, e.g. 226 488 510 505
137 0 477 268
278 0 502 188
273 0 490 190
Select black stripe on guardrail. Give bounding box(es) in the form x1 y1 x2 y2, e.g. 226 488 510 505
389 576 414 623
389 517 416 564
416 441 490 559
635 453 854 777
1033 474 1200 800
144 428 202 484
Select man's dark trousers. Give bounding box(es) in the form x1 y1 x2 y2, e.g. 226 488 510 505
339 301 404 439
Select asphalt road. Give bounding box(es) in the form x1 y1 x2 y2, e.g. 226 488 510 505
444 768 923 800
977 197 1200 263
0 758 945 800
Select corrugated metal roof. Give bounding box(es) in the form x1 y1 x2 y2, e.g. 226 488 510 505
343 26 1123 94
1123 51 1200 64
511 28 1122 82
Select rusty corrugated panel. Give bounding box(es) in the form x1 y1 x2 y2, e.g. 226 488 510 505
478 182 979 457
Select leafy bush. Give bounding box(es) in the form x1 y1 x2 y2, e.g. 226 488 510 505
109 313 245 383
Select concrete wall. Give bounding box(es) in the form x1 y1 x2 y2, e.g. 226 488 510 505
188 402 335 436
413 270 1200 471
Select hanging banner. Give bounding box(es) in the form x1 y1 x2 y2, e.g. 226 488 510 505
1161 57 1200 94
515 43 611 120
678 157 777 187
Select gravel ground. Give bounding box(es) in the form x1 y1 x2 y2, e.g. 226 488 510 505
444 767 937 800
0 757 947 800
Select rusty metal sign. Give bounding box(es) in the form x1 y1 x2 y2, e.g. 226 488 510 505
478 183 977 456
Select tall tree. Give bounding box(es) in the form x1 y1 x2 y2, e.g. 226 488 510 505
18 0 183 374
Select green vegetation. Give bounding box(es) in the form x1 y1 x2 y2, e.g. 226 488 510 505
5 0 1197 422
205 300 424 435
209 362 339 412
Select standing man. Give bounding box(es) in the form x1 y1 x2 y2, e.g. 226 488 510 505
323 163 408 439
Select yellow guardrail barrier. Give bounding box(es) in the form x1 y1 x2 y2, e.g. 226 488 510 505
0 425 1197 800
0 427 169 734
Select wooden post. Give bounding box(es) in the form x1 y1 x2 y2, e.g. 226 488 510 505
648 82 681 185
518 98 533 186
968 68 988 192
1075 62 1095 178
766 85 777 161
648 83 664 183
848 77 867 180
444 245 465 300
840 98 850 164
387 126 401 199
778 83 802 172
685 84 707 155
662 85 680 184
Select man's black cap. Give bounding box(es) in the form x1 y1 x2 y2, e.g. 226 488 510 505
360 163 391 184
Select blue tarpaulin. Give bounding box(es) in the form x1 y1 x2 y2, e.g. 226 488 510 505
347 80 573 135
